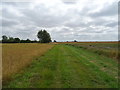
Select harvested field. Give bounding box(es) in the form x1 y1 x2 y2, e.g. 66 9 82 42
3 44 118 88
2 43 54 82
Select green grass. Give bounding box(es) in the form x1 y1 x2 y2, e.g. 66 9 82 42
3 44 118 88
66 43 119 60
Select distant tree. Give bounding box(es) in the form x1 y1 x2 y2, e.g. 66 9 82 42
8 37 15 43
14 38 20 43
54 40 57 42
20 40 26 43
26 39 31 43
31 40 37 43
2 35 39 43
2 35 8 43
2 35 20 43
37 30 51 43
74 40 77 42
2 35 8 40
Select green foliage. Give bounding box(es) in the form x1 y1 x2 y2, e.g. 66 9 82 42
74 40 77 42
2 29 52 43
14 38 20 43
26 39 31 43
54 40 57 42
2 35 38 43
37 30 51 43
2 35 21 43
2 35 8 43
9 37 15 43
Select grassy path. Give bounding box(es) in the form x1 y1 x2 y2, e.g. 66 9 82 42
4 45 118 88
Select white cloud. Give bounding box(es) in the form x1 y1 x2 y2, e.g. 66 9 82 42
1 0 118 41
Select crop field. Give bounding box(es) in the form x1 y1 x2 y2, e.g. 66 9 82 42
2 42 118 88
2 43 54 83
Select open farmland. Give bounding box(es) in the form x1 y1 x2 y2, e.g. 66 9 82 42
2 43 54 83
3 43 118 88
65 42 119 60
2 0 118 88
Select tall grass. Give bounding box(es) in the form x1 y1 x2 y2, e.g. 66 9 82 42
66 43 119 60
2 43 54 83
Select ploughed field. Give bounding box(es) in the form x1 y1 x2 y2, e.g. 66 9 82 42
2 43 118 88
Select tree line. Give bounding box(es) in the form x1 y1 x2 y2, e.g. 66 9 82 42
1 30 52 43
1 35 38 43
1 29 78 43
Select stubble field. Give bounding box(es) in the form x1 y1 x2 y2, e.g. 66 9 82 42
2 43 54 83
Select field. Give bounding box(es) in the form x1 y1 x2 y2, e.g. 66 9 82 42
2 43 54 83
65 42 119 60
2 42 118 88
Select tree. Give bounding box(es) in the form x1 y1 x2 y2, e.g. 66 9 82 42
20 40 26 43
26 39 31 43
37 30 51 43
74 40 77 42
9 37 15 43
31 40 37 43
54 40 57 42
14 38 20 43
2 35 8 43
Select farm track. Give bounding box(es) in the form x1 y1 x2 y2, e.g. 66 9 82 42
3 44 118 88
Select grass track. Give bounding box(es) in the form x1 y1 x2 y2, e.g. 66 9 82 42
4 44 118 88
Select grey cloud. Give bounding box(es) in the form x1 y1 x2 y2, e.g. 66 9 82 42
62 0 77 4
1 1 118 41
2 24 38 40
63 1 77 5
20 4 72 28
2 18 19 27
105 22 117 27
89 2 117 17
75 27 105 34
65 21 88 28
2 7 22 19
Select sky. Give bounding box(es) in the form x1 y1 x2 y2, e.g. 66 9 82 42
1 0 119 41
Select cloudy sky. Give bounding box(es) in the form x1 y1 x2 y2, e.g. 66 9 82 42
1 0 119 41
